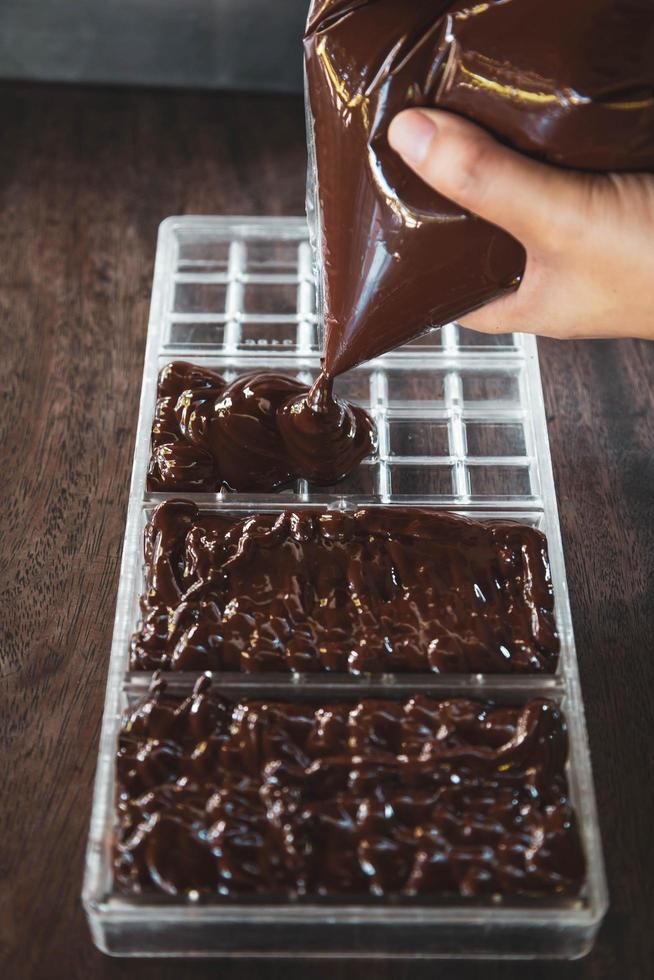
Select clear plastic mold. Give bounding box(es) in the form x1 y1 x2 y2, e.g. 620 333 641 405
83 216 607 958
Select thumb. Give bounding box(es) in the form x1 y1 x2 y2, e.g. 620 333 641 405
388 108 579 248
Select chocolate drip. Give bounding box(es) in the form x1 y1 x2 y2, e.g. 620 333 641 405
277 373 375 485
130 501 559 674
304 0 654 375
148 361 376 493
115 679 585 899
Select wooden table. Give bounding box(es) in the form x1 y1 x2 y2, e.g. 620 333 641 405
1 82 652 980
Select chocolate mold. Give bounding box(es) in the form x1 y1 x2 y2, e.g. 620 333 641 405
83 216 607 958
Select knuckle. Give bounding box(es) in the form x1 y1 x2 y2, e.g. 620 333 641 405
443 133 494 202
539 174 593 254
422 131 492 201
539 204 572 254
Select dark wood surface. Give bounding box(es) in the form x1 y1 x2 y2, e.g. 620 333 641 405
1 82 652 980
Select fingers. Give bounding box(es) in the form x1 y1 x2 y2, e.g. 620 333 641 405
388 108 579 249
458 293 522 334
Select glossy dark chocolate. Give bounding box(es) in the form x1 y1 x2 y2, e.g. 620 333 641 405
130 501 559 673
115 678 584 899
304 0 654 374
148 361 376 493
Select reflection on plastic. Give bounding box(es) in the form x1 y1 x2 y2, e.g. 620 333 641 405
304 0 654 375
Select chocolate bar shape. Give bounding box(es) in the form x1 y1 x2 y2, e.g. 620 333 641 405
115 679 585 899
130 501 559 674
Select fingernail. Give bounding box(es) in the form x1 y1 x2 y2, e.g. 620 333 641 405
388 110 437 165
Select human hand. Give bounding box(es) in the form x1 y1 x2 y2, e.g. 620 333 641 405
388 109 654 340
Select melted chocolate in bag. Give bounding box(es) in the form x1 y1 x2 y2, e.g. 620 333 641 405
304 0 654 375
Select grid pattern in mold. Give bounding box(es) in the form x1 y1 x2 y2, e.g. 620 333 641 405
157 218 540 504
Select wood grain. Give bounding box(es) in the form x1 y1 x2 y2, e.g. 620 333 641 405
0 82 653 980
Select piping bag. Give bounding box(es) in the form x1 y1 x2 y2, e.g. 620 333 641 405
304 0 654 376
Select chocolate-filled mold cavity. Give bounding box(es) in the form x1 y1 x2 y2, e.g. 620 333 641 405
130 501 559 674
114 678 585 900
84 219 607 958
147 361 376 493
